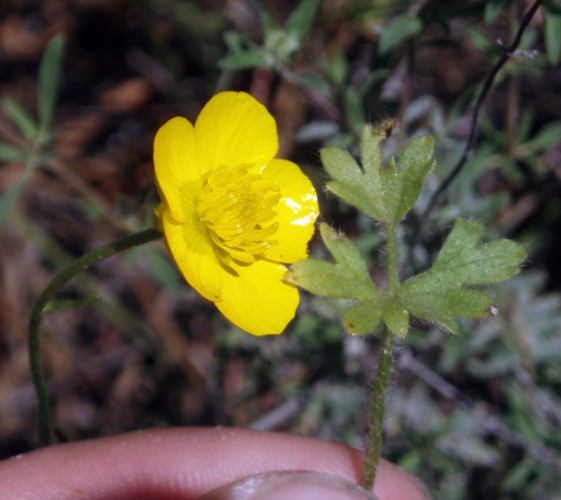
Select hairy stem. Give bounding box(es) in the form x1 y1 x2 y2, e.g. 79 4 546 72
361 222 399 491
28 227 162 446
362 324 396 491
385 222 399 294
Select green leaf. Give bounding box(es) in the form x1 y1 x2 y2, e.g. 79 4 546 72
327 50 348 88
219 49 269 70
323 125 390 221
344 295 409 337
382 300 410 337
343 299 384 335
264 30 300 65
220 31 272 70
523 121 561 153
401 219 527 334
286 223 382 301
37 34 65 140
465 25 498 56
44 296 99 314
503 457 535 492
0 142 27 162
379 14 423 54
284 0 320 39
259 10 279 37
484 0 511 23
288 223 392 336
323 125 435 225
431 219 527 284
322 142 386 222
378 135 435 223
223 30 246 53
342 88 364 129
291 74 331 93
0 175 28 223
544 8 561 65
2 98 38 140
322 147 363 181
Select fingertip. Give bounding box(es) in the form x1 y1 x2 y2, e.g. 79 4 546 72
374 459 432 500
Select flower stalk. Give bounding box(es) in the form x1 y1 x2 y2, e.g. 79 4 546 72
361 221 399 491
28 227 162 446
362 324 396 491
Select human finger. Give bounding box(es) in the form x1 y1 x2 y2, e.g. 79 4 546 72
0 427 429 499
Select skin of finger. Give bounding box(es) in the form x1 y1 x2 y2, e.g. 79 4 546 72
0 427 430 500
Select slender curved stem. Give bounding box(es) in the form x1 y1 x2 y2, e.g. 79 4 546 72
28 227 162 446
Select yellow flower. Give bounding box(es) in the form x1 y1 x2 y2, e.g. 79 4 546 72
154 91 319 335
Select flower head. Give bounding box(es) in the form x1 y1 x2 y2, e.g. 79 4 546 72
154 91 319 335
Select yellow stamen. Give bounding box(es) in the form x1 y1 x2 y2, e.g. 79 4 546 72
197 166 280 265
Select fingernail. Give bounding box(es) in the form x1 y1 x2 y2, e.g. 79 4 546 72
199 471 376 500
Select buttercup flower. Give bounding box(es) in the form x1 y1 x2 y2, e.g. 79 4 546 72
154 91 319 335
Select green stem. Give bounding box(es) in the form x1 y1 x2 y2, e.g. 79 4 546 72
361 222 399 491
362 325 396 491
385 222 399 294
28 227 162 446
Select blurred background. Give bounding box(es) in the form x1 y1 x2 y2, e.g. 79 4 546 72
1 0 561 498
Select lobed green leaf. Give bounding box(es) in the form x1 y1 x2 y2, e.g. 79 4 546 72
432 219 528 285
322 125 435 225
322 139 387 221
286 223 382 301
400 219 527 334
393 135 435 220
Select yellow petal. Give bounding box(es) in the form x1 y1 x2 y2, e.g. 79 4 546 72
160 206 225 302
216 260 299 335
262 159 319 263
154 117 201 221
195 92 278 172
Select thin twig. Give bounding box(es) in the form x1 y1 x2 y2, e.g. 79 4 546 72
419 0 544 223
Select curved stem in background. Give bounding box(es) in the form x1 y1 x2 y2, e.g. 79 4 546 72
421 0 543 220
28 227 162 447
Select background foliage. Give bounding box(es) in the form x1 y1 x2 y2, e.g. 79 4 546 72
1 1 560 498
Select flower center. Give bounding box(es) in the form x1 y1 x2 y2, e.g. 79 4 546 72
197 166 280 266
